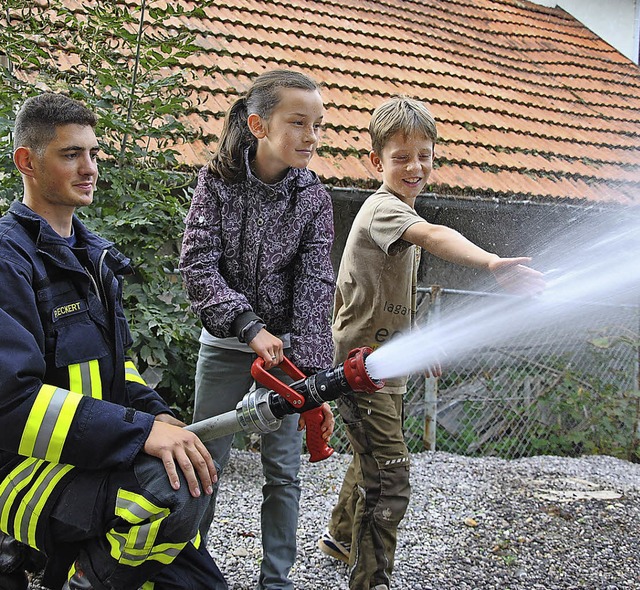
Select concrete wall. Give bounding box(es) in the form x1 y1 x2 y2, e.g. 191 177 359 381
533 0 640 63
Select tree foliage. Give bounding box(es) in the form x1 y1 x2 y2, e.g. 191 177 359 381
0 0 211 418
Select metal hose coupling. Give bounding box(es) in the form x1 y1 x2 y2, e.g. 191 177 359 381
236 387 282 434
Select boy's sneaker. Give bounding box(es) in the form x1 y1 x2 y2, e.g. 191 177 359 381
317 530 351 563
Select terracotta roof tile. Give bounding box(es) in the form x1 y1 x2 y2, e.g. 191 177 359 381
11 0 640 205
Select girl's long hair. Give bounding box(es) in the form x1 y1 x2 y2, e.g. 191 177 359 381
208 70 319 183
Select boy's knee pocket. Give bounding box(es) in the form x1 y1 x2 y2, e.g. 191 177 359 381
372 466 411 528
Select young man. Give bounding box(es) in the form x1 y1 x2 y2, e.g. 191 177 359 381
318 96 545 590
0 93 227 590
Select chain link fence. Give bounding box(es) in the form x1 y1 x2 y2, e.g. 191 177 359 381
329 286 640 461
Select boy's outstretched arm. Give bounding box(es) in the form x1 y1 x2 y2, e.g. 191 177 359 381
402 221 545 295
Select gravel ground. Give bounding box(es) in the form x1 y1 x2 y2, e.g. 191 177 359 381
208 449 640 590
30 449 640 589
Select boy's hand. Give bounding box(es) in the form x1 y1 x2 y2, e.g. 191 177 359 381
144 418 217 498
297 402 335 441
319 402 335 441
488 257 545 295
424 361 442 378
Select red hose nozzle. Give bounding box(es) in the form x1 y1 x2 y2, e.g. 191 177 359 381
342 347 383 393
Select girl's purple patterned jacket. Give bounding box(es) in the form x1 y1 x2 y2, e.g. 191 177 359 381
179 161 335 373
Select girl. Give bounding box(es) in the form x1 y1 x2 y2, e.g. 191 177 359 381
179 70 335 590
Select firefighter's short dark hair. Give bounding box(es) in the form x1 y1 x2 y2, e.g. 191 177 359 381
13 93 97 154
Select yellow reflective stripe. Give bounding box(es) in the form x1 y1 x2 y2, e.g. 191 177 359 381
0 458 39 533
89 360 103 399
68 364 82 394
107 529 185 566
68 361 103 400
18 385 83 463
45 393 82 463
116 489 170 523
18 385 56 456
192 530 201 550
125 361 146 385
140 582 155 590
144 540 185 565
0 458 73 549
15 462 73 548
107 488 182 567
66 561 79 582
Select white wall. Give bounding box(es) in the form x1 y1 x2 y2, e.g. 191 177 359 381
533 0 640 63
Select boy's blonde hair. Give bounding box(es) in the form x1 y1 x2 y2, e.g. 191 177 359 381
368 95 437 155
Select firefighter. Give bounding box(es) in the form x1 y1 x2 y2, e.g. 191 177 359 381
0 92 227 589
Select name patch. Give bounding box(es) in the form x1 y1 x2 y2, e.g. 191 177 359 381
52 300 87 321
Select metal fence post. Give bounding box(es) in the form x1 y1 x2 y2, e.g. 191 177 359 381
424 286 441 451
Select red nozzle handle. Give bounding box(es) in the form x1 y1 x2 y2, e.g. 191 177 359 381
303 406 334 463
251 355 334 462
251 356 306 409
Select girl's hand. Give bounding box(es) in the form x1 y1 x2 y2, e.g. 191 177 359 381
248 328 284 369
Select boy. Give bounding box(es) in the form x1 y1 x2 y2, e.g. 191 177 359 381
318 96 544 590
0 92 226 590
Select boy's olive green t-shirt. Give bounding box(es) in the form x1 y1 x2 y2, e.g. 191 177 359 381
333 184 423 394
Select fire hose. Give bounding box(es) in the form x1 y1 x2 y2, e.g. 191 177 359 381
185 347 383 462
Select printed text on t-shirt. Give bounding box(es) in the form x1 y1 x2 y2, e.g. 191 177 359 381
383 300 409 315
